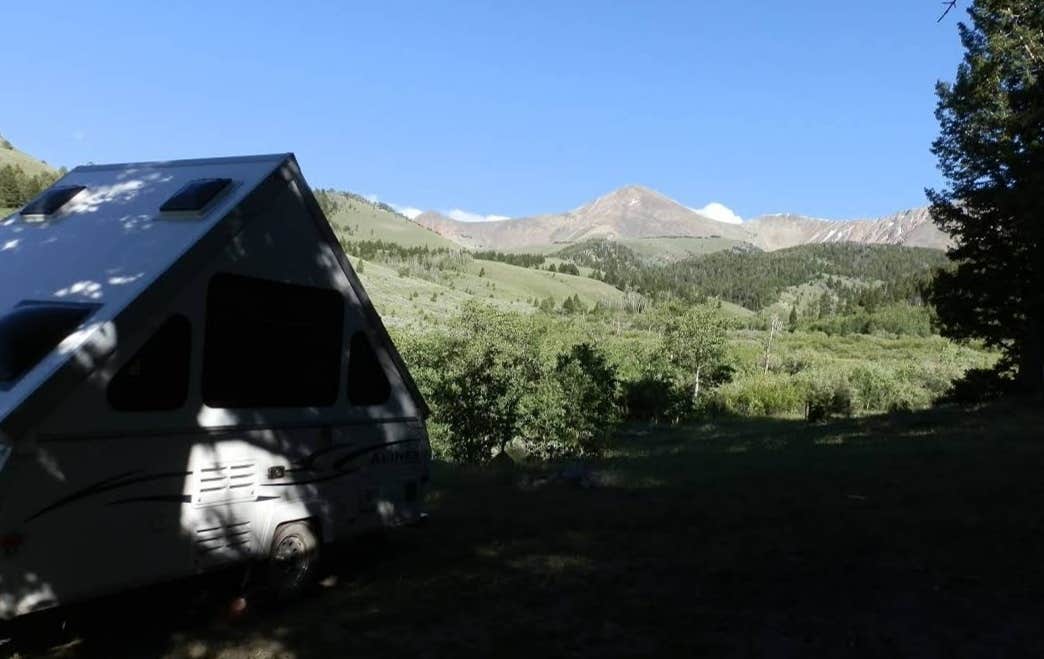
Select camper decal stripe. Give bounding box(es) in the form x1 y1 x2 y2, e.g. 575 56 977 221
36 416 423 443
332 438 419 470
108 494 193 505
264 438 421 487
263 467 361 487
26 471 193 522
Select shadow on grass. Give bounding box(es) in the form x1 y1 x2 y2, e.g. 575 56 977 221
8 400 1044 657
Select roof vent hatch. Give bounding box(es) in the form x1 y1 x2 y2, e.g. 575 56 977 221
20 186 86 219
160 178 232 214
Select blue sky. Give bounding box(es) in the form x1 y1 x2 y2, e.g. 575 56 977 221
2 1 964 221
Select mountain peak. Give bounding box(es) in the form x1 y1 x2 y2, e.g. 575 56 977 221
576 185 683 217
587 184 669 204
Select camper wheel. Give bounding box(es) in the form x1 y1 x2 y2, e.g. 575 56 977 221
266 521 320 598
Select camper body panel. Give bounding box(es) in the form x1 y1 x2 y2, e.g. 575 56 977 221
0 154 430 619
0 420 428 618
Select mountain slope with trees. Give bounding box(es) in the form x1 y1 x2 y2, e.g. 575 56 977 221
554 239 947 314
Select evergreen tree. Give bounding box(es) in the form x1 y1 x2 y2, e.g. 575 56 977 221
928 0 1044 391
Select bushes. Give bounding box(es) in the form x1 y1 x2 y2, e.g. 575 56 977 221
804 304 934 337
941 366 1018 404
399 304 620 463
708 374 805 417
396 302 997 462
801 375 854 422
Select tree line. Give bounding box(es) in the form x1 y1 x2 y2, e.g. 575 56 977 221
554 240 948 313
0 164 62 209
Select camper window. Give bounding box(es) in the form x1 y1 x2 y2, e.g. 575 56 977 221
347 332 391 406
108 315 191 411
0 302 96 389
202 273 344 408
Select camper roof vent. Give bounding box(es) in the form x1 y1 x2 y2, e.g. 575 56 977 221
160 178 232 213
20 186 86 219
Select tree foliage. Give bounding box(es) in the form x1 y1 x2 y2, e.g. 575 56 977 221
661 305 729 402
555 239 946 313
399 304 620 463
927 0 1044 391
0 164 60 209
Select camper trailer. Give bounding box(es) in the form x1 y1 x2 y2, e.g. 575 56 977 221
0 154 431 619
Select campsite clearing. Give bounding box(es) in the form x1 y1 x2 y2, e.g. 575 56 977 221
15 399 1044 658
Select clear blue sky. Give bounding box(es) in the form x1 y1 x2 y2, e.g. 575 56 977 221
2 1 964 220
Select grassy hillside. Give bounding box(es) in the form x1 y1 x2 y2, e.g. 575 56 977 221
353 253 628 328
619 236 752 262
326 192 629 326
0 134 56 177
1 134 60 215
322 191 459 250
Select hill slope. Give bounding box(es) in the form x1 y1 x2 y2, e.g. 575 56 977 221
328 191 628 325
553 239 947 313
0 132 56 177
322 191 461 250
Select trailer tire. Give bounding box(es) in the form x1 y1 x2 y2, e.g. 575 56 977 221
266 521 320 599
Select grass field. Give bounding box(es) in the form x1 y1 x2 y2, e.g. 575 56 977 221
327 197 459 251
0 144 56 178
14 399 1044 658
354 256 628 327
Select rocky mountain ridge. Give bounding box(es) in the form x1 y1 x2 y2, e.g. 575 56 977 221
413 186 951 252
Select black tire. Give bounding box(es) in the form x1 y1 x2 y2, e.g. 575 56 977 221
266 521 320 599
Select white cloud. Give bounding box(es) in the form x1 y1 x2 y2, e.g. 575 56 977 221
392 205 424 220
692 202 743 224
446 208 511 223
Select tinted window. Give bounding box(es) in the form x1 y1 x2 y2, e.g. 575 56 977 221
0 302 95 389
347 332 391 406
108 315 191 411
203 274 344 408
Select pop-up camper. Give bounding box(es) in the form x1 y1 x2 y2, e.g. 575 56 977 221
0 154 431 619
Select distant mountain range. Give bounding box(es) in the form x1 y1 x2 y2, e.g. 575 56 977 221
0 129 950 253
413 186 951 252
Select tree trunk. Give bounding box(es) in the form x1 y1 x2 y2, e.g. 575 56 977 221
1022 212 1044 394
1018 309 1044 393
693 364 702 403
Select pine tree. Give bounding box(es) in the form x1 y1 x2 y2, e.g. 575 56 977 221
928 0 1044 391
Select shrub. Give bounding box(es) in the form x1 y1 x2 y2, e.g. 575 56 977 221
940 366 1018 404
399 305 621 463
708 374 805 417
801 373 854 422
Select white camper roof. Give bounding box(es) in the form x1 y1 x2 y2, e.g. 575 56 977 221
0 154 426 435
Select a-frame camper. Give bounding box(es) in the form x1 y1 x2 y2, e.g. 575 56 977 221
0 154 431 619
